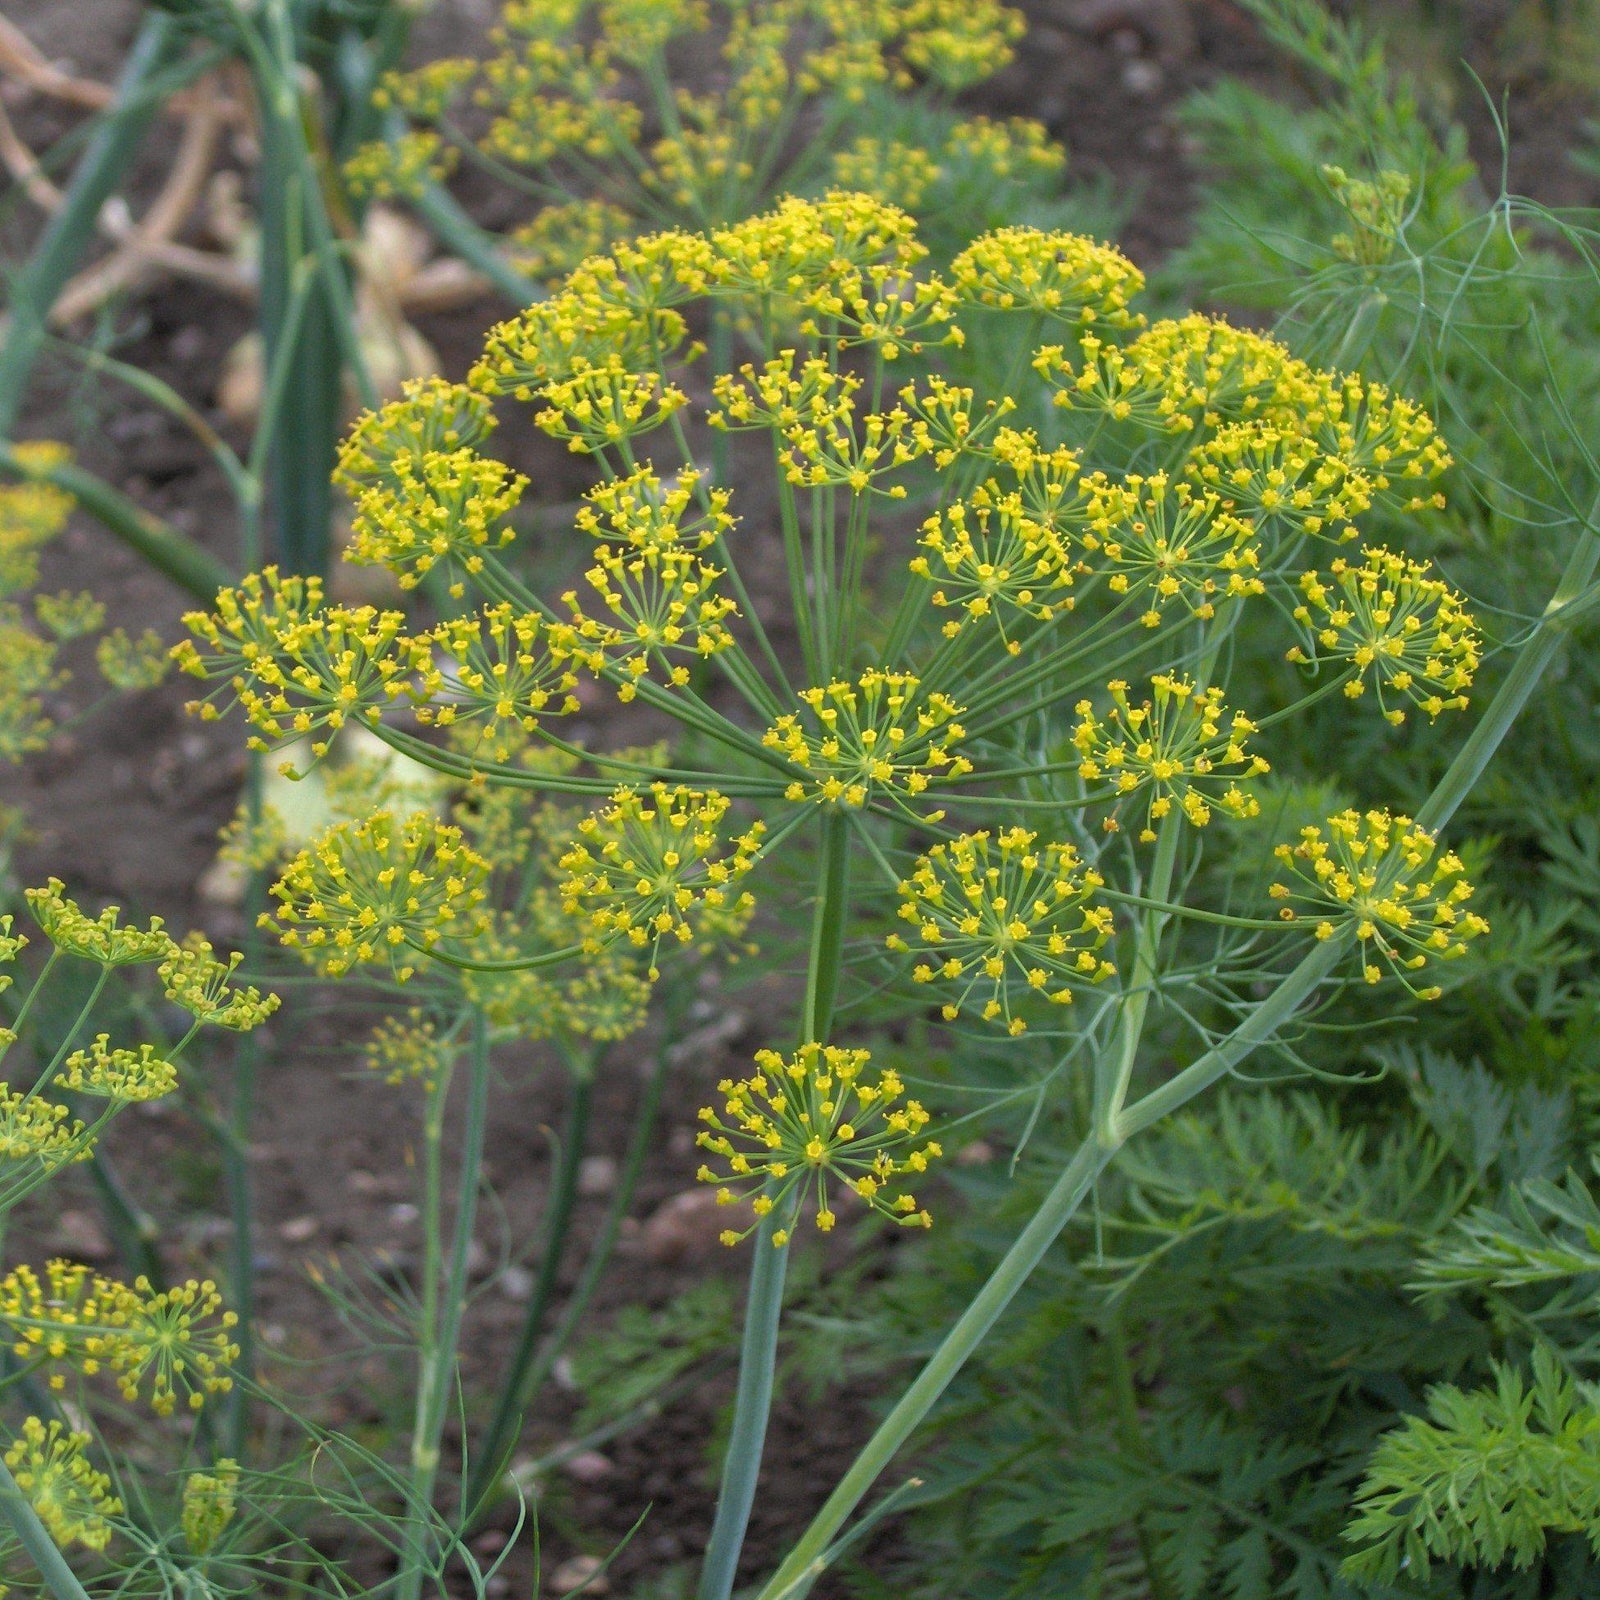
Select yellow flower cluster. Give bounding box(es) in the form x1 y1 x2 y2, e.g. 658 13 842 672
25 879 169 966
565 474 741 692
890 829 1115 1033
0 614 59 762
1310 373 1451 512
946 115 1064 182
1079 473 1264 626
343 129 457 201
96 626 171 691
1269 810 1488 994
911 495 1076 647
34 590 104 641
346 445 525 597
509 198 633 283
417 606 586 759
0 442 74 598
159 933 280 1031
830 135 943 211
392 0 1032 245
365 1011 447 1091
1289 546 1479 722
59 1035 178 1102
5 1417 121 1551
0 1086 87 1170
467 908 656 1041
181 1458 240 1557
1189 421 1372 543
264 811 492 981
0 1260 239 1414
763 671 970 810
950 227 1144 324
1073 675 1269 840
558 785 763 977
696 1043 941 1244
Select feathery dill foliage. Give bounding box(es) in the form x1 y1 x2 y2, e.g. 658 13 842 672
350 0 1074 273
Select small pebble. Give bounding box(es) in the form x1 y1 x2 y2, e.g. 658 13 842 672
387 1203 420 1228
1121 58 1164 96
497 1264 534 1302
577 1155 618 1197
561 1450 614 1484
548 1554 608 1595
640 1188 755 1265
278 1216 319 1243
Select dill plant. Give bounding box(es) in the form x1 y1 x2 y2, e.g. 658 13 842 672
161 184 1541 1598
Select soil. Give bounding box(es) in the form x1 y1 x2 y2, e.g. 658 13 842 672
1 1 1597 1595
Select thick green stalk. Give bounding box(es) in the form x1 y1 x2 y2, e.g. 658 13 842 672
752 512 1600 1600
755 1131 1117 1600
400 1010 492 1600
697 1197 795 1600
464 1065 594 1519
0 442 232 601
0 1453 94 1600
699 809 852 1600
252 2 341 574
0 14 178 440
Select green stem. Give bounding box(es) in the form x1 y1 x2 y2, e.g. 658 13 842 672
699 809 853 1600
0 13 179 440
399 1008 492 1600
697 1195 795 1600
464 1065 593 1520
0 1453 94 1600
755 1132 1117 1600
1095 815 1180 1144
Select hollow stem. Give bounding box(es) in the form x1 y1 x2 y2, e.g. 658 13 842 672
698 808 852 1600
398 1008 492 1600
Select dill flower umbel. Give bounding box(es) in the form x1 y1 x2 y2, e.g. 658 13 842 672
1269 809 1488 994
1079 472 1264 627
0 441 75 597
1073 676 1270 840
159 934 280 1031
950 227 1144 324
0 1086 87 1169
418 605 586 757
345 446 527 597
763 671 970 811
1188 420 1373 543
365 1011 448 1090
911 494 1076 646
1289 546 1479 722
25 880 170 966
558 785 763 977
891 829 1115 1033
264 811 492 981
0 1261 239 1414
59 1035 178 1102
5 1417 121 1551
696 1043 942 1244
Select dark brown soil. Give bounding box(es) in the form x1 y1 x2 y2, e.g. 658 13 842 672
2 1 1597 1595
